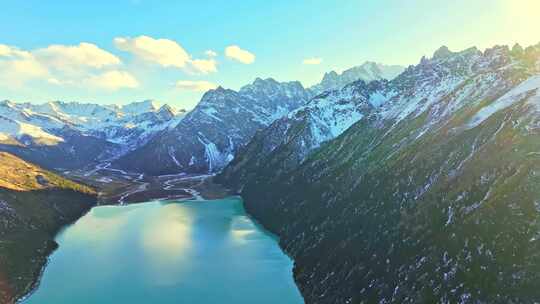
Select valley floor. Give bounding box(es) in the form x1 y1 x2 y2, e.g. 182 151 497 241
63 162 231 205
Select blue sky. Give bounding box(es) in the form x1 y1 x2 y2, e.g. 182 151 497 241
0 0 538 109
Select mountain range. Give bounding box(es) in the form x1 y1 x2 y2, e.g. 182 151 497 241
113 63 405 175
0 61 403 175
218 42 540 303
113 78 311 175
0 99 185 170
5 42 540 303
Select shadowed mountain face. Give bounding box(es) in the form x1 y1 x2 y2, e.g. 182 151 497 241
0 152 96 303
217 43 540 303
114 78 312 175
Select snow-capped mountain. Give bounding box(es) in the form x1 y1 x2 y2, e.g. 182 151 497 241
310 61 404 94
220 79 388 187
220 44 534 189
114 78 311 175
0 99 185 169
218 43 540 303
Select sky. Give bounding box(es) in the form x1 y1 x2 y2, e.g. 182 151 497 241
0 0 539 109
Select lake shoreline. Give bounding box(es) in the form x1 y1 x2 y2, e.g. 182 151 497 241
23 196 304 303
6 191 97 304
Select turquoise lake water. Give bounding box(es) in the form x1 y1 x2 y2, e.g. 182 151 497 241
24 197 303 304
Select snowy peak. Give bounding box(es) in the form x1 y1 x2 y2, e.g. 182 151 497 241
240 77 308 101
114 76 312 175
432 45 453 59
157 104 176 117
0 99 183 153
200 86 238 104
198 77 309 113
121 100 160 115
311 61 405 94
0 115 64 146
221 42 540 192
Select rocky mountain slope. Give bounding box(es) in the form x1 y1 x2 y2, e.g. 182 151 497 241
0 152 96 303
114 78 311 175
218 43 540 303
220 78 389 188
310 61 404 94
0 99 185 170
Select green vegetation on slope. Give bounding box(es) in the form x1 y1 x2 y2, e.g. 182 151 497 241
218 45 540 303
0 152 96 303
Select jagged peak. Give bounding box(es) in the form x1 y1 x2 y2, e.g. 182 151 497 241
123 99 160 111
214 85 228 92
323 70 339 78
249 77 280 87
433 45 453 59
158 103 174 111
483 44 510 57
459 46 480 56
200 86 237 102
157 103 186 117
254 77 277 84
239 77 296 93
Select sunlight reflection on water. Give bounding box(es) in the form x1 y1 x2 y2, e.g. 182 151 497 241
24 197 304 304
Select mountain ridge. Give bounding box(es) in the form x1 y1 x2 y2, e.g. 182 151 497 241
217 42 540 303
113 77 312 175
310 61 404 94
0 99 186 170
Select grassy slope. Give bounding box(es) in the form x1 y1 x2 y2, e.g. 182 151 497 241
0 152 96 303
221 56 540 303
239 96 540 303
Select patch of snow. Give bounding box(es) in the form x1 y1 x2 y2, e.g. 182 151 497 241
168 147 182 167
467 75 540 128
445 206 454 226
368 91 390 107
201 106 223 122
0 116 64 144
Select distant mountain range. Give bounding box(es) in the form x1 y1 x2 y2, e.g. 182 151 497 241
0 99 185 170
113 78 311 175
0 61 402 174
113 62 404 175
218 42 540 303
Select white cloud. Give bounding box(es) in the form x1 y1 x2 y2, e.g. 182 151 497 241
0 45 12 56
47 77 62 85
303 57 323 65
35 43 120 71
0 43 129 90
114 35 218 74
189 58 217 74
225 45 255 64
0 44 49 85
175 80 217 92
114 35 190 68
88 70 139 90
205 50 217 57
